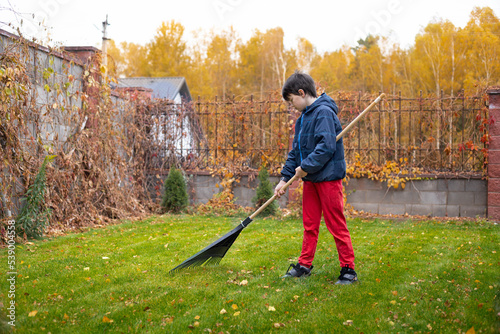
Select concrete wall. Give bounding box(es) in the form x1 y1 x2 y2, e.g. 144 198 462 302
186 173 289 209
156 171 486 218
346 177 487 218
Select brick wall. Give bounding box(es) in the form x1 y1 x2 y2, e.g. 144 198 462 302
487 88 500 220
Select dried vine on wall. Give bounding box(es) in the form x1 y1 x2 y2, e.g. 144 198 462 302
0 35 159 238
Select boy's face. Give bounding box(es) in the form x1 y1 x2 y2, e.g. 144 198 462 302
286 89 308 112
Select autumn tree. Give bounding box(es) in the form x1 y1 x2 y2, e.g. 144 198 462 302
205 28 240 99
295 37 317 75
238 28 296 99
310 46 351 91
106 7 499 99
463 6 500 93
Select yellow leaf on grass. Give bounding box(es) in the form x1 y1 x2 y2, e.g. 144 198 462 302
220 308 227 314
231 304 238 310
194 315 200 320
391 291 398 296
63 313 69 320
233 311 240 316
465 327 476 334
103 316 114 323
390 300 397 305
268 306 276 311
28 310 38 317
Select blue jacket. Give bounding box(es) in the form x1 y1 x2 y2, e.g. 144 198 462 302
281 93 346 183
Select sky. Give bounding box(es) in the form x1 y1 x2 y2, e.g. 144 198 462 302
1 0 499 53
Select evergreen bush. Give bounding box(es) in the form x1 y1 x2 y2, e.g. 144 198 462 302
17 155 56 239
161 167 189 213
252 166 277 216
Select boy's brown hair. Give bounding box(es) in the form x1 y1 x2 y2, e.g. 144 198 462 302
282 70 317 101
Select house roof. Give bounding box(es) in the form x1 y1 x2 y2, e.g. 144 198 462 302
118 77 192 102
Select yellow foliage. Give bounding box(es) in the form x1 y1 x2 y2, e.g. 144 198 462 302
345 154 422 190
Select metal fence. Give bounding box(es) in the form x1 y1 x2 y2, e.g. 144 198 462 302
146 91 488 175
337 91 488 174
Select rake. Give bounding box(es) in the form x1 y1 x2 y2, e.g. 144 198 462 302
170 93 386 272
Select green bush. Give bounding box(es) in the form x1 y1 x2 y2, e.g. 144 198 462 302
161 167 189 213
252 166 277 216
17 155 56 239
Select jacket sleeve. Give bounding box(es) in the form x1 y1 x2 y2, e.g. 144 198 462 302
300 107 337 174
280 146 297 182
280 118 299 182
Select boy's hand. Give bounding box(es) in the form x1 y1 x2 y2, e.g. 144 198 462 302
274 180 287 198
295 166 307 179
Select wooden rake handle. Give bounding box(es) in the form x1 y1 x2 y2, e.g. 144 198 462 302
248 93 386 221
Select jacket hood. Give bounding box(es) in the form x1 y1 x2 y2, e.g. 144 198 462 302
303 93 338 115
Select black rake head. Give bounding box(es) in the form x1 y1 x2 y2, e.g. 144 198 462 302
170 223 245 272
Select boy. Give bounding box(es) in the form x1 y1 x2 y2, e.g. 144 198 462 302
274 71 358 285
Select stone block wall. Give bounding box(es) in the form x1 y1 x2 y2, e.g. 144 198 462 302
151 170 487 218
185 173 289 209
346 177 487 218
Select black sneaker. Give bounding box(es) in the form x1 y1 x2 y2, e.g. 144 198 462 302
335 265 358 285
281 263 313 278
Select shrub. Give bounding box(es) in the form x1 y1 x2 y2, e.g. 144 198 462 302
17 155 56 239
252 166 277 216
161 167 189 213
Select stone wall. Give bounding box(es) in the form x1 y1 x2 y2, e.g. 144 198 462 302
345 177 487 218
153 171 486 218
186 173 289 209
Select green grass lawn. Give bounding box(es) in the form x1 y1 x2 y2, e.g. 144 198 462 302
1 215 499 333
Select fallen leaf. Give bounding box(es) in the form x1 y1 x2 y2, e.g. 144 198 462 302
343 320 353 326
240 280 248 286
103 316 114 323
220 309 227 315
195 315 200 320
28 310 38 317
268 306 276 312
391 291 398 296
193 321 200 327
465 327 476 334
231 304 238 310
63 313 69 320
427 324 432 330
233 311 240 317
390 300 397 305
376 278 381 283
84 267 90 271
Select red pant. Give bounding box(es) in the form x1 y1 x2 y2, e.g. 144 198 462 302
299 180 355 269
